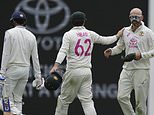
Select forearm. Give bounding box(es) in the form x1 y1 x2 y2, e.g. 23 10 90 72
141 49 154 59
100 35 118 45
53 62 60 68
1 32 11 75
32 58 41 78
0 53 10 75
55 51 66 64
111 46 123 55
32 48 41 78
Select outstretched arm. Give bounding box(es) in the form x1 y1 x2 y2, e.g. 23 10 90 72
92 28 124 45
104 36 125 58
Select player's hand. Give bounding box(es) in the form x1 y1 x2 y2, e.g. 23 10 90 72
116 27 125 39
50 63 60 74
122 52 141 62
32 77 44 90
135 52 142 60
104 48 112 58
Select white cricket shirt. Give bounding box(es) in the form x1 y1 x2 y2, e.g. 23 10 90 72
0 26 41 78
56 26 118 70
111 22 154 70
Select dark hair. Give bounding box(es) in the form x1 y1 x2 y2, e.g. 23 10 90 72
14 19 26 25
12 18 26 26
71 19 85 26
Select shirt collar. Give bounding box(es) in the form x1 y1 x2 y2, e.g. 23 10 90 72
15 25 26 28
129 21 144 32
72 26 85 30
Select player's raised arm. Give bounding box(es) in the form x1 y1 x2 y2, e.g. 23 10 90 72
91 28 124 45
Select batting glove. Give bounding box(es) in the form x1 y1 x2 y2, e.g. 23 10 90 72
32 77 44 90
0 74 5 85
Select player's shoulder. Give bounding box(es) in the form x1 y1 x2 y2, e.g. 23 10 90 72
6 27 15 33
5 27 17 36
123 26 130 31
63 28 78 37
140 23 153 34
88 29 96 34
63 31 70 37
6 26 34 35
143 25 152 31
87 29 99 37
25 28 36 37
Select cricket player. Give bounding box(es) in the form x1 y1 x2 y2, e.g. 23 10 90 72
0 11 43 115
104 8 154 115
50 11 123 115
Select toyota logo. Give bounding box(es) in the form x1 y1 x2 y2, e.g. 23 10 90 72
14 0 70 34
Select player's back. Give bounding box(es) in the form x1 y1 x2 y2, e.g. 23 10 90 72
65 26 94 70
6 26 36 67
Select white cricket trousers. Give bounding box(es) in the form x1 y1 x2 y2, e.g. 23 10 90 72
55 68 97 115
117 69 149 115
3 65 29 113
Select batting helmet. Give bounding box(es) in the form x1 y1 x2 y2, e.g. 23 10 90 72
10 11 26 21
44 71 63 90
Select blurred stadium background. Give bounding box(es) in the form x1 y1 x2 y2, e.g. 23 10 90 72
0 0 153 115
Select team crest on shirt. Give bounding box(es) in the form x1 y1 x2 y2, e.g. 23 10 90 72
139 31 144 36
128 37 139 48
